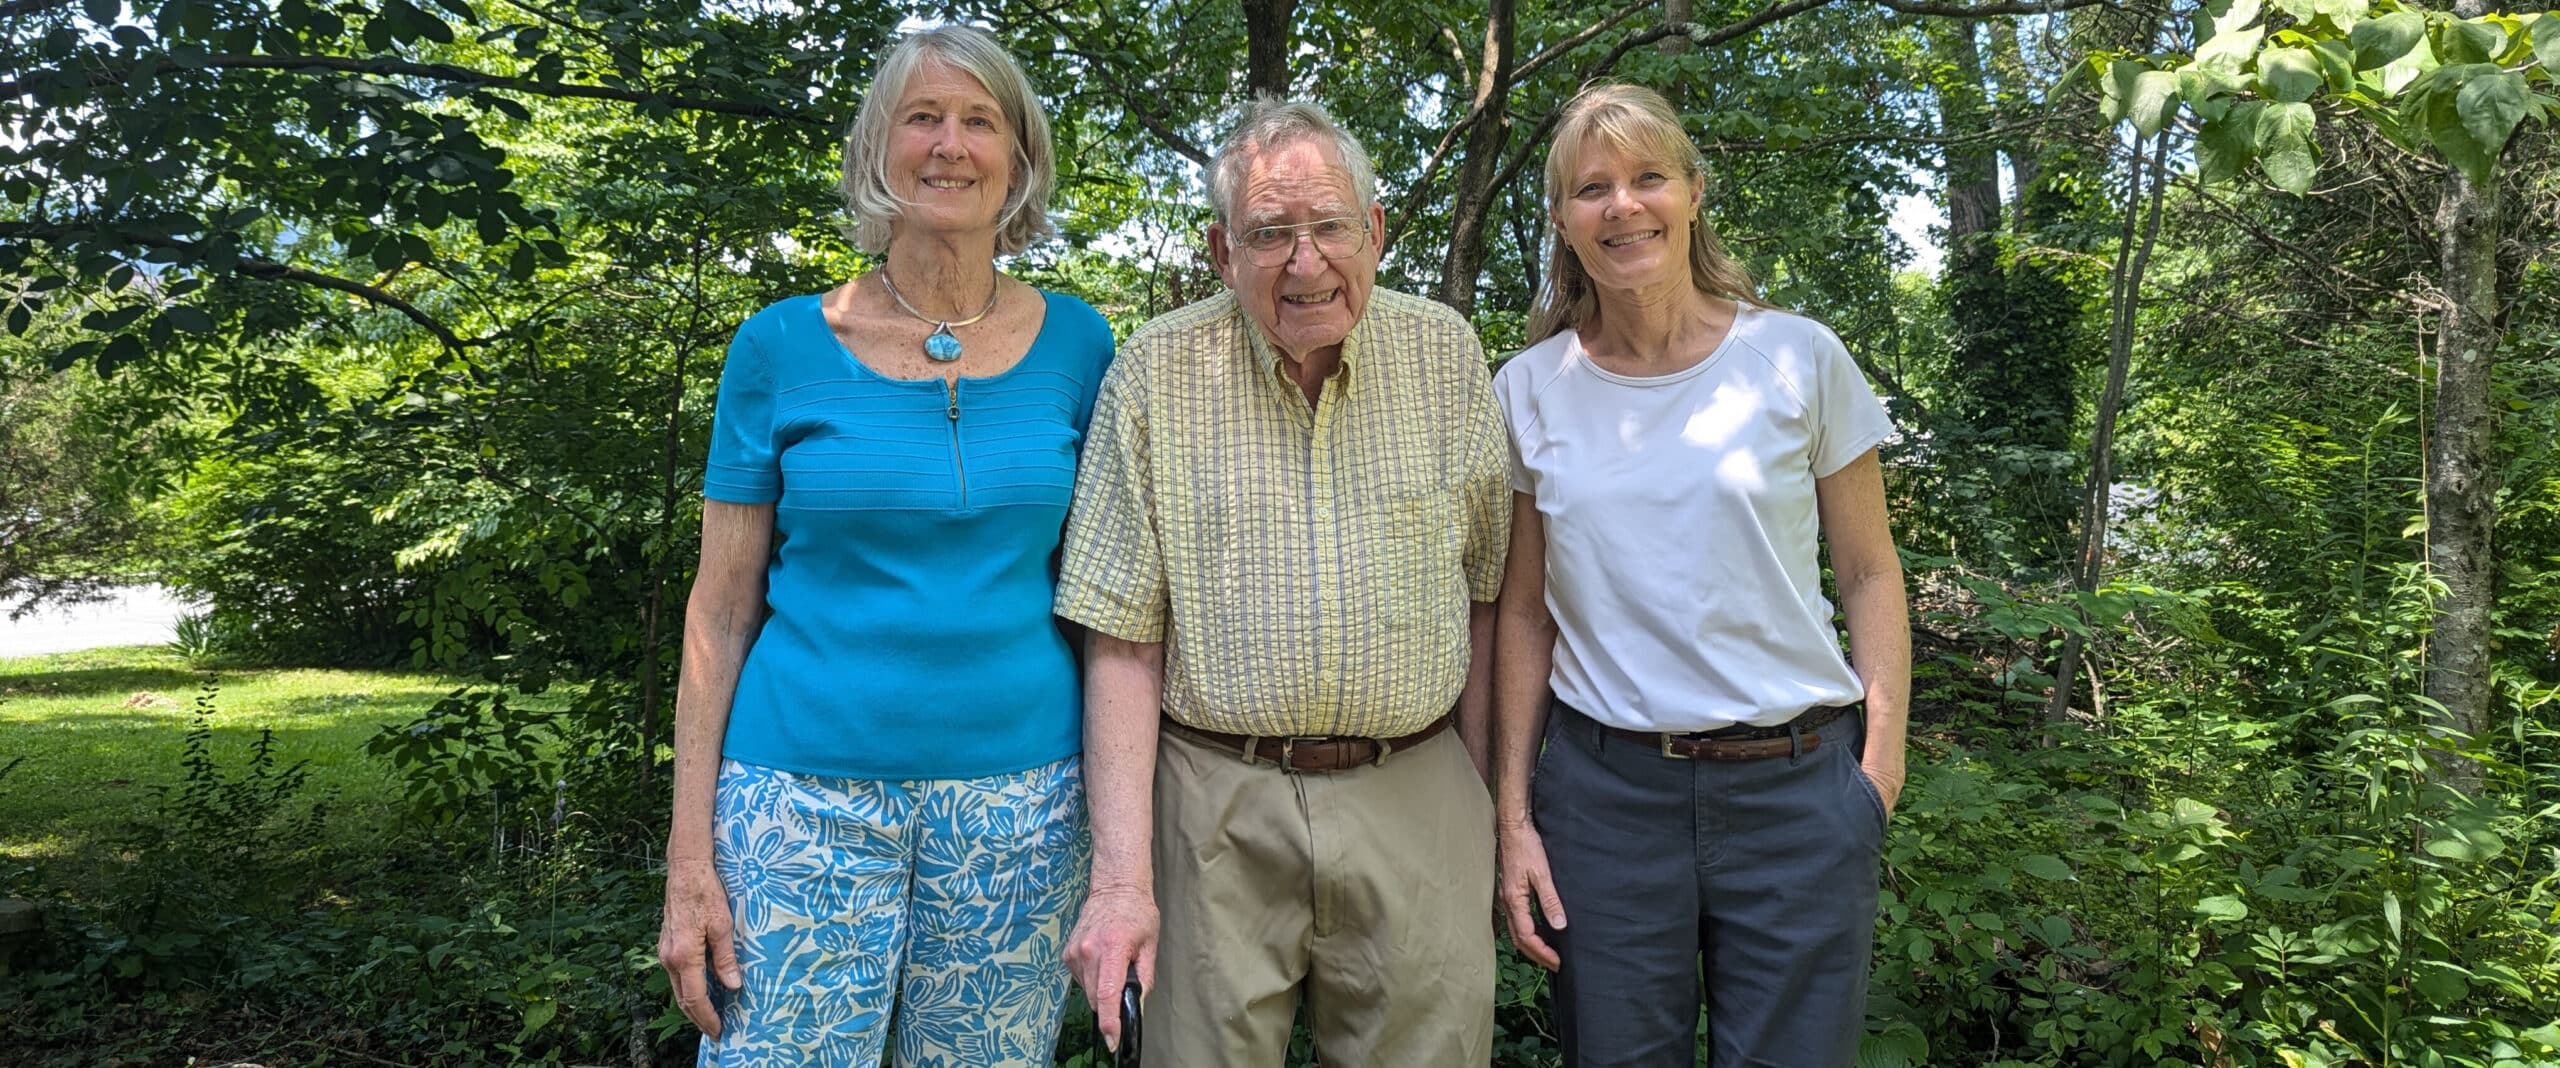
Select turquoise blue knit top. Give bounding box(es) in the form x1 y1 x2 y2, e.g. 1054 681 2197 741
704 290 1115 780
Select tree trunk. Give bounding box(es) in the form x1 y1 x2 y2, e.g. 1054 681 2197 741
1660 0 1691 53
1990 19 2040 200
2046 132 2169 725
1435 0 1516 315
1242 0 1297 98
2423 48 2504 794
1940 22 2001 247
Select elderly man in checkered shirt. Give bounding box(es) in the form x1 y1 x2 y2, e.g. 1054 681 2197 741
1053 96 1510 1066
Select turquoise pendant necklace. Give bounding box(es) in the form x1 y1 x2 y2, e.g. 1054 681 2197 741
878 265 1000 363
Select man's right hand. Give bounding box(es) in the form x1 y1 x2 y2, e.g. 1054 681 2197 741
1064 885 1159 1052
1498 817 1568 971
659 857 742 1039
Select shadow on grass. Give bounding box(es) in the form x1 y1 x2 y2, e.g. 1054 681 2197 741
0 665 211 700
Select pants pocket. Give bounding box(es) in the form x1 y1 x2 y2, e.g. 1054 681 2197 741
1844 745 1889 836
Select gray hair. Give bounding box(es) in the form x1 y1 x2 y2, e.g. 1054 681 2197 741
1206 96 1379 227
839 24 1057 255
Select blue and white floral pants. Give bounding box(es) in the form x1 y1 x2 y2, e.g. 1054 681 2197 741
698 755 1090 1068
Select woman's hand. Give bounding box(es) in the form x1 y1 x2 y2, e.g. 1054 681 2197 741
1859 752 1906 814
659 857 741 1039
1064 884 1159 1052
1497 816 1568 971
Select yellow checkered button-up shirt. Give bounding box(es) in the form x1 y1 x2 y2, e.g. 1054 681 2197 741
1056 288 1509 738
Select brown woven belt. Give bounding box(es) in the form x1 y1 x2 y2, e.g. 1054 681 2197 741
1595 704 1850 761
1165 713 1453 773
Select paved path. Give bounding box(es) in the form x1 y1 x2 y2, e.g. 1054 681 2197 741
0 585 196 658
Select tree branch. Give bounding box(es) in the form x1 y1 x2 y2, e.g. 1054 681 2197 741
1387 1 1649 246
0 53 823 124
1513 1 1650 83
2176 174 2387 303
0 222 481 350
1875 0 2114 15
1017 0 1212 166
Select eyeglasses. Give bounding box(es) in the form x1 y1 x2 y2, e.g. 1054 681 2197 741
1230 216 1370 267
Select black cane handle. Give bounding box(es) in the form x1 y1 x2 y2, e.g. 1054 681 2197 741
1116 962 1144 1067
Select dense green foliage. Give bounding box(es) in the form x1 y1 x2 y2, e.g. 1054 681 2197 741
5 0 2559 1063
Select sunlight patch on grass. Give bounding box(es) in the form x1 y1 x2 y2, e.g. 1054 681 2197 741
0 646 476 873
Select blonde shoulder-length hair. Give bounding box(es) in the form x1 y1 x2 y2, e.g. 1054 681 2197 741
838 24 1057 256
1525 83 1771 344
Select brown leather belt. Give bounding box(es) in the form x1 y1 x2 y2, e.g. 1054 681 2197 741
1595 704 1849 761
1165 713 1453 773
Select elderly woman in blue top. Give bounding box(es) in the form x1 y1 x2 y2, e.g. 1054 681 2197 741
655 24 1113 1067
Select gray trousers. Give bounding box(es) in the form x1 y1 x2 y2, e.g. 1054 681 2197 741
1534 699 1886 1068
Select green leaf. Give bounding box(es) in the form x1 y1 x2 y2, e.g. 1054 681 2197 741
2198 0 2267 69
159 305 217 334
2412 964 2471 1006
83 0 117 23
1855 1023 1929 1068
2199 22 2268 70
2422 820 2507 862
2375 28 2443 95
2442 18 2508 65
2312 38 2357 92
2200 100 2266 182
2183 65 2253 110
2383 890 2404 940
49 339 101 373
2019 854 2075 881
81 304 149 332
2257 47 2327 101
2352 11 2427 70
2424 70 2501 181
2171 797 2221 826
2455 69 2529 160
2533 13 2560 73
2130 69 2183 135
2100 58 2149 124
2256 101 2319 193
2312 0 2370 21
2196 894 2250 922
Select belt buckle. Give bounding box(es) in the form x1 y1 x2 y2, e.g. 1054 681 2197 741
1276 735 1332 772
1659 733 1694 760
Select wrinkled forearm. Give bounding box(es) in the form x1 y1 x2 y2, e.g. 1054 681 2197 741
1083 632 1165 894
668 502 771 864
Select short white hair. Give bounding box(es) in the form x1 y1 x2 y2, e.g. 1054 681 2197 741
839 24 1057 255
1206 96 1378 227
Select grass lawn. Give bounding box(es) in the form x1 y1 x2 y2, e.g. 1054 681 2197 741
0 645 482 889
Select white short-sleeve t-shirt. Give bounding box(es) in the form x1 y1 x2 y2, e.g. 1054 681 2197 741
1493 302 1895 732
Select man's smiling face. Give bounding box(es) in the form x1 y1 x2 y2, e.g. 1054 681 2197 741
1208 137 1383 365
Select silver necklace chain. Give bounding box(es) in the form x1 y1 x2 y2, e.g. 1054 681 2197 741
877 264 1000 363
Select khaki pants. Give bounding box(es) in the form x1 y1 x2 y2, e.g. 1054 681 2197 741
1149 723 1496 1066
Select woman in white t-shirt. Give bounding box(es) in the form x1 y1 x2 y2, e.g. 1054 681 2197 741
1491 83 1912 1068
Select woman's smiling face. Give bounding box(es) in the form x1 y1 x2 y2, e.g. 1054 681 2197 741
884 58 1016 241
1553 135 1700 296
